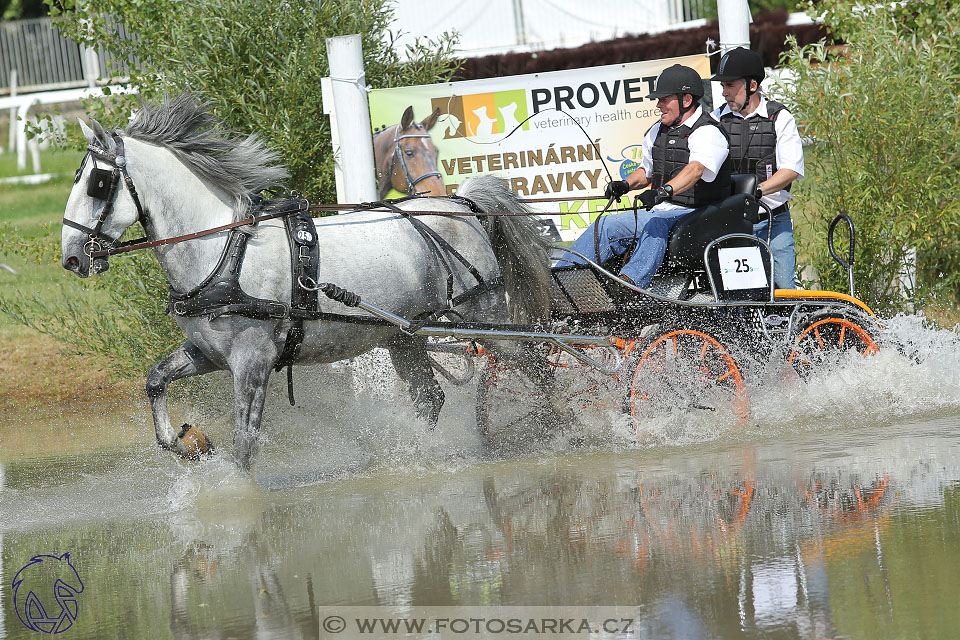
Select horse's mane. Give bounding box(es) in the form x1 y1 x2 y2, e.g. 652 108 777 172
123 93 290 221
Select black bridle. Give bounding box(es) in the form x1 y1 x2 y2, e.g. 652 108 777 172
63 132 147 263
392 126 442 195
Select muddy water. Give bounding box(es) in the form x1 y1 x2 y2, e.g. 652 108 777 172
1 315 960 640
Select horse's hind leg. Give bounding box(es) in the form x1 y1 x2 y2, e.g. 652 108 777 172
388 336 445 427
146 341 219 459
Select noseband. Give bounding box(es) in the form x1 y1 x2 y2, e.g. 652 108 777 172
63 133 147 258
393 126 442 195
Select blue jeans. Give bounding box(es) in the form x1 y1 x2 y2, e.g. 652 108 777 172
563 207 694 288
753 207 796 289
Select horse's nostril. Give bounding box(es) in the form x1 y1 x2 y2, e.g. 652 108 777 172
65 256 79 270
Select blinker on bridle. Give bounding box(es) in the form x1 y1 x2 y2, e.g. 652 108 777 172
64 132 147 261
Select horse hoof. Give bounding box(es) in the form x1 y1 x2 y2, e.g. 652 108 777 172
177 423 214 460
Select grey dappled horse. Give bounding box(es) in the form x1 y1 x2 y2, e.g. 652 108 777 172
61 94 549 469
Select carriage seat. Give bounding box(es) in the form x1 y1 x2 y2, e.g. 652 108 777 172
659 174 760 273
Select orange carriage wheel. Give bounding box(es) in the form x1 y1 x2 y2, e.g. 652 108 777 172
476 353 554 447
630 329 749 434
476 338 635 448
545 337 636 412
788 314 880 376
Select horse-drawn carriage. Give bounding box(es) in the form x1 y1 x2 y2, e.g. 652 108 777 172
412 174 879 447
61 96 881 466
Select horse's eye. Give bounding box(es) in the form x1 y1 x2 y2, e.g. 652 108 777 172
405 149 414 157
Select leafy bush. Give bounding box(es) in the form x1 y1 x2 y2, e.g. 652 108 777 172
1 0 459 375
779 0 960 313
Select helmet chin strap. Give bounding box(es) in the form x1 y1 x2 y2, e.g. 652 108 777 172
737 78 758 112
666 93 696 127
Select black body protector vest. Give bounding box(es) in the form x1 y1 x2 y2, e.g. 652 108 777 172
651 111 732 208
719 100 787 189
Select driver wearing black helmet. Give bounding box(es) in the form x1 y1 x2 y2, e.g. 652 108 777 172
562 64 731 288
710 47 804 289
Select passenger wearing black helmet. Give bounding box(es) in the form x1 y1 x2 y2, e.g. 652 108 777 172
711 47 804 289
564 64 731 287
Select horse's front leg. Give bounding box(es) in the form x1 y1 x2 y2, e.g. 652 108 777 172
146 341 220 459
388 336 445 427
229 343 279 471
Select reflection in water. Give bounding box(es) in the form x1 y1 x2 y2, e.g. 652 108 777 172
1 316 959 639
1 417 959 639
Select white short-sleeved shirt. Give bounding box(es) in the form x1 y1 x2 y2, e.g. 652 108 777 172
639 106 730 211
711 96 805 210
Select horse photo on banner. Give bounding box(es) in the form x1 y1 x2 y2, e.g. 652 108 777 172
367 54 712 242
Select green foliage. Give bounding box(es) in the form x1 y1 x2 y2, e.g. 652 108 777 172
2 0 459 376
44 0 459 201
778 0 960 313
1 0 49 20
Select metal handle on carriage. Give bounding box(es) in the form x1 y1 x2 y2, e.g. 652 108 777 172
827 213 857 298
547 337 624 376
318 284 624 375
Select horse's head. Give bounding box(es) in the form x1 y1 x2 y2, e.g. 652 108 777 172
61 118 145 277
374 105 444 198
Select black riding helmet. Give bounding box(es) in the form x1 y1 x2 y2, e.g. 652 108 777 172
711 47 766 108
647 64 704 125
710 47 765 83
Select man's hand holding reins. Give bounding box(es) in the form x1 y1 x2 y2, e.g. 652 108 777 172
637 185 673 210
604 180 630 200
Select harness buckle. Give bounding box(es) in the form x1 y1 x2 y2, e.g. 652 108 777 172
172 300 187 316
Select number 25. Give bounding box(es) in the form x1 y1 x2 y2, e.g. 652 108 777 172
734 258 750 273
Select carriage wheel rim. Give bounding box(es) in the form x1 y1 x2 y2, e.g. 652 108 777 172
630 329 748 431
788 317 879 363
479 339 636 442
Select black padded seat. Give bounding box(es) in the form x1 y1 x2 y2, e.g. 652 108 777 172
660 174 760 273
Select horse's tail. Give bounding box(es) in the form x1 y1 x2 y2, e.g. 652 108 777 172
457 175 551 323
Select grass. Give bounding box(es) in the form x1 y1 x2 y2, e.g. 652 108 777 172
0 146 83 178
0 147 133 433
0 159 87 340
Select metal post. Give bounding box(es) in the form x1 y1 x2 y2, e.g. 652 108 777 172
82 46 100 89
16 99 36 171
718 0 752 53
7 69 16 154
324 34 377 204
713 0 753 108
512 0 527 46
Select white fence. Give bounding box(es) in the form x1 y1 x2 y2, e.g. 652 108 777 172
1 17 133 94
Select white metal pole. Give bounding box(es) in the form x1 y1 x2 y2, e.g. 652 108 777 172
7 69 16 154
16 99 36 171
324 34 377 204
320 76 346 202
82 47 101 89
713 0 753 109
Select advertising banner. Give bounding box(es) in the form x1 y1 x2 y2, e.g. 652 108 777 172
367 54 711 241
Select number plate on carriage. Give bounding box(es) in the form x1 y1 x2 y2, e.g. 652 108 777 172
718 246 767 290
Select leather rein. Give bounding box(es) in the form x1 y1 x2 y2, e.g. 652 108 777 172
66 134 614 261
